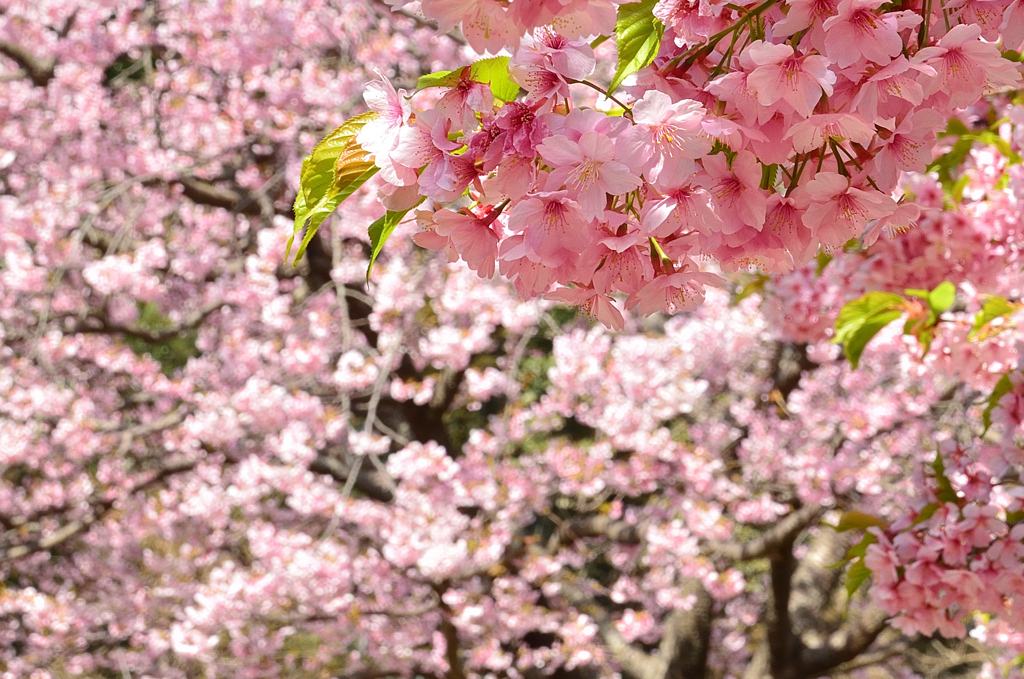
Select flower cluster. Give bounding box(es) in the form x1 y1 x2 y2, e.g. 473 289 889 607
350 0 1022 326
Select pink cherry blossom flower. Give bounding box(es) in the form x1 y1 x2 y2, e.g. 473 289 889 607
699 151 767 235
436 71 495 134
547 286 625 329
785 112 875 154
802 172 897 248
625 266 724 315
869 109 945 189
509 29 596 101
357 73 415 186
420 0 522 53
579 220 654 294
640 185 722 238
506 191 594 267
617 90 712 190
653 0 725 46
822 0 904 68
743 41 836 118
538 131 642 220
918 23 1022 109
433 208 501 278
850 56 936 121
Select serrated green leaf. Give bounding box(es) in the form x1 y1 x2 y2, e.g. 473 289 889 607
983 372 1014 433
904 288 929 299
928 281 956 315
609 0 664 93
835 511 888 532
289 113 378 264
367 209 412 282
845 558 872 599
912 502 940 526
970 296 1018 339
418 58 519 103
845 531 878 561
834 292 905 369
470 57 519 102
932 451 959 505
287 164 378 264
417 67 465 90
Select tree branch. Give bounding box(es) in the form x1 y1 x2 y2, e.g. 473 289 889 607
0 39 55 86
1 457 196 561
704 505 822 561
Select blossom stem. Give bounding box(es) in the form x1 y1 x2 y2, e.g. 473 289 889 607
568 79 632 116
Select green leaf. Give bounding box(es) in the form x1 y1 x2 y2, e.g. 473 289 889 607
288 113 378 264
609 0 664 93
932 451 959 505
367 209 412 282
834 291 905 369
983 372 1014 433
470 57 519 102
845 558 872 599
970 296 1018 339
417 57 520 102
912 502 940 526
834 511 888 532
927 281 956 315
288 165 378 265
417 67 465 90
845 531 878 561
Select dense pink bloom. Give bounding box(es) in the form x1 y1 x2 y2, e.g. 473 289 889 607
618 91 712 190
822 0 904 68
744 42 836 118
505 191 594 266
700 151 767 234
509 29 596 101
802 172 897 248
625 268 724 314
538 131 642 219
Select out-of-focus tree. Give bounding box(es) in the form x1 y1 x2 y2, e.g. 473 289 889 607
2 2 1024 679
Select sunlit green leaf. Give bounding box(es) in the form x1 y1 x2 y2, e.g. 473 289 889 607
609 0 663 93
970 296 1018 340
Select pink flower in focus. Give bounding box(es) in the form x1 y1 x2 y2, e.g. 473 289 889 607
744 41 836 118
700 151 767 235
618 90 712 191
822 0 904 68
547 286 626 329
433 208 501 279
653 0 724 46
421 0 521 53
357 73 414 186
510 29 596 101
802 172 896 248
506 191 594 266
785 113 874 154
918 24 1022 109
538 131 642 220
626 267 724 315
436 71 495 133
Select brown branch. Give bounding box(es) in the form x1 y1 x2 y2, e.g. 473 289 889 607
177 176 274 217
562 579 712 679
1 457 196 561
799 606 889 676
66 300 230 343
704 505 822 561
0 39 55 86
310 450 396 503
